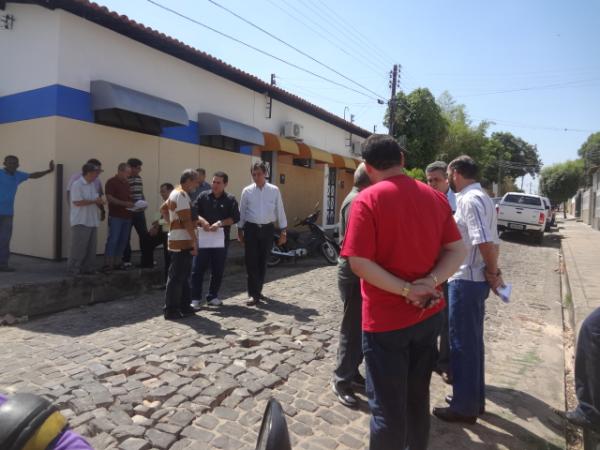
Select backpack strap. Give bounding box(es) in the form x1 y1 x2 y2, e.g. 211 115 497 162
0 393 67 450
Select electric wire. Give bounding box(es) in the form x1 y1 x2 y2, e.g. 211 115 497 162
205 0 387 101
145 0 384 102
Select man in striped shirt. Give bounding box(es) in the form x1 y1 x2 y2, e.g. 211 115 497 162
123 158 149 267
162 169 199 320
433 155 504 424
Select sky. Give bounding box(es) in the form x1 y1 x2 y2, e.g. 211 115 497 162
96 0 600 192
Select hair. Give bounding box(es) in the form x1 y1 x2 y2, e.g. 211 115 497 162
87 158 102 167
117 162 129 172
160 182 174 191
127 158 142 168
196 168 206 175
353 163 370 189
180 169 199 185
81 163 99 175
361 134 405 170
251 161 268 174
4 155 18 162
425 161 448 175
448 155 479 180
213 171 229 184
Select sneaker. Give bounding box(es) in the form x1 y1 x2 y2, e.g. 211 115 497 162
208 298 222 306
191 299 202 309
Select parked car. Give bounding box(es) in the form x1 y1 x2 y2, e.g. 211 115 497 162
497 192 546 244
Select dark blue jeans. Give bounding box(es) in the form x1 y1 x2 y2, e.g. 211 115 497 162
0 215 13 267
105 217 132 257
448 279 490 416
575 307 600 428
190 241 229 300
363 313 442 450
123 211 149 263
164 249 193 313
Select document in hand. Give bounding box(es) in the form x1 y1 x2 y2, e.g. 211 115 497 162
497 283 512 303
196 228 225 248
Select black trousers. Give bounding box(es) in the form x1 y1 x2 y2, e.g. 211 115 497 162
123 211 148 263
164 249 192 313
244 223 274 299
575 307 600 428
334 277 364 387
363 313 442 450
142 230 170 280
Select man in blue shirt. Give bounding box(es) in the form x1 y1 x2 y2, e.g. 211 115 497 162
0 155 54 271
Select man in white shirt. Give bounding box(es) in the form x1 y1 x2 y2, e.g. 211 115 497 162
66 158 105 221
433 155 503 424
67 163 105 275
238 161 287 306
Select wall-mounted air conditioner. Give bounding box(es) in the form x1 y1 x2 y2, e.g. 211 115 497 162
283 121 304 140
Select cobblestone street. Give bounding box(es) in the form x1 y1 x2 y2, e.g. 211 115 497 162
0 232 566 450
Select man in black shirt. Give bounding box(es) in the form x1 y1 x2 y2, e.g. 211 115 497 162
190 171 240 307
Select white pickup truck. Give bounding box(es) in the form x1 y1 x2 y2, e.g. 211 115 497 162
497 192 546 244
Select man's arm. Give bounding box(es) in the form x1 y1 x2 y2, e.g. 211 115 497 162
349 257 439 307
106 194 133 208
237 190 247 243
412 239 467 288
480 242 503 293
29 160 55 179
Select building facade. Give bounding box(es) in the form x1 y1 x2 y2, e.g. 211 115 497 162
1 1 368 259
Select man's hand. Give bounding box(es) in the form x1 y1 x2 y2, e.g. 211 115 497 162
95 197 105 206
277 232 287 246
191 246 198 257
485 270 504 295
49 160 55 172
237 229 244 244
201 222 211 232
125 201 135 208
405 284 441 308
209 221 221 232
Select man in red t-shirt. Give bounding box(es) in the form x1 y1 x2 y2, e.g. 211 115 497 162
341 135 466 450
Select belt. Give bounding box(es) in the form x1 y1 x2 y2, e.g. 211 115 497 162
246 222 274 228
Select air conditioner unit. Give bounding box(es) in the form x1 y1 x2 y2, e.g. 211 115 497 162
283 121 304 140
351 141 363 156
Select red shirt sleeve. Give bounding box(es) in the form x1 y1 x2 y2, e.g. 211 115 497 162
340 196 376 260
441 208 462 245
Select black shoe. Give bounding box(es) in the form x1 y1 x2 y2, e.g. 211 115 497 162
444 395 485 415
246 297 259 306
432 406 477 424
164 310 184 320
558 409 600 433
181 308 196 317
332 382 358 408
352 374 366 389
259 294 270 301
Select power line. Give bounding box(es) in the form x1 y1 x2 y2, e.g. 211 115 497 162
205 0 387 101
145 0 384 102
473 116 596 133
457 77 600 97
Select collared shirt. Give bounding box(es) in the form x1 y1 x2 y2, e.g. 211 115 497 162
195 190 240 243
70 177 100 227
190 181 212 218
449 182 499 283
128 175 144 201
238 182 287 229
0 169 29 216
338 187 360 282
67 172 103 195
446 187 457 213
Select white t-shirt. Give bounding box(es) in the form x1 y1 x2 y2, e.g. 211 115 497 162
70 177 100 227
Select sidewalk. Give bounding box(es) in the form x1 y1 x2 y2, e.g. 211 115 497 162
560 218 600 333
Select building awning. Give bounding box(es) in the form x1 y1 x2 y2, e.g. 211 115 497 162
298 143 334 164
91 80 188 127
331 154 357 170
197 113 264 146
259 132 300 155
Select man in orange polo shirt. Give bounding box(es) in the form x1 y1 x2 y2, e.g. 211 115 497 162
341 135 466 450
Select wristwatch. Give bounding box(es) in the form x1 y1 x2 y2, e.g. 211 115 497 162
400 282 411 298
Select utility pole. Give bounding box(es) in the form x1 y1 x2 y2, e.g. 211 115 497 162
270 73 276 86
497 154 503 197
388 64 399 136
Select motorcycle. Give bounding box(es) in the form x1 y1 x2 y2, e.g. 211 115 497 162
267 205 340 267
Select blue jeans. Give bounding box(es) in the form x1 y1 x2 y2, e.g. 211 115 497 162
363 313 442 450
104 217 132 257
190 241 229 301
0 215 13 267
448 279 490 416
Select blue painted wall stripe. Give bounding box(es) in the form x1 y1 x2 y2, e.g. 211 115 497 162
0 85 253 155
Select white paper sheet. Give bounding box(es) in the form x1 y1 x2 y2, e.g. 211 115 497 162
196 227 225 248
497 283 512 303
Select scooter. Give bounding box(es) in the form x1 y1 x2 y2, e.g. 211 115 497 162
267 205 340 267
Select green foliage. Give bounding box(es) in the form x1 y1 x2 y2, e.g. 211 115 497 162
539 160 584 204
405 167 426 182
577 132 600 163
387 88 448 169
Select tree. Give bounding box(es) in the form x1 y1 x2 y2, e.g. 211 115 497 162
387 88 448 170
405 167 426 182
539 159 584 205
577 132 600 185
480 132 542 185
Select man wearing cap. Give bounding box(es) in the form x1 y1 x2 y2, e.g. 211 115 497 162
67 163 105 275
66 158 106 221
0 155 54 272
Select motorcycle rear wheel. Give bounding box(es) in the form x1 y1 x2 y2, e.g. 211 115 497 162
320 241 339 265
267 244 283 267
